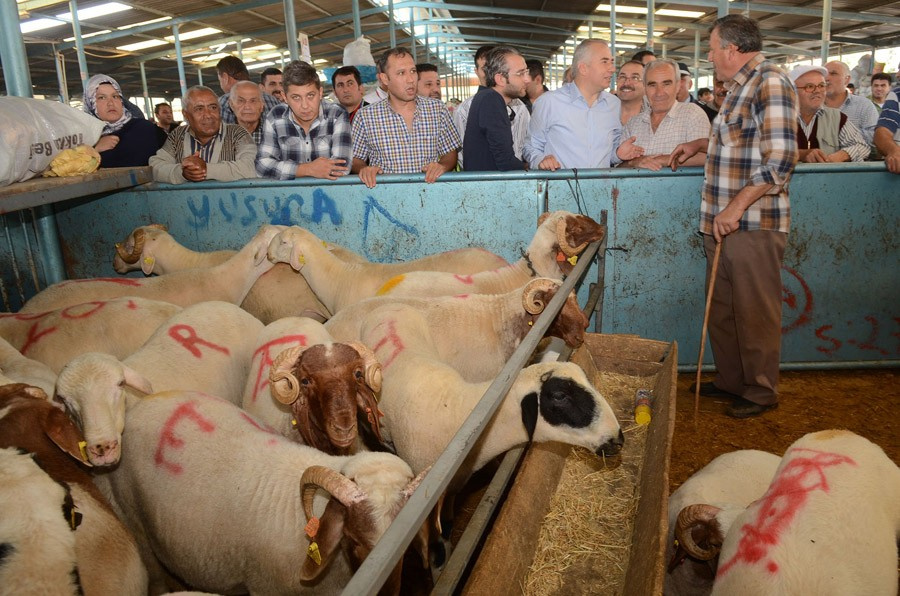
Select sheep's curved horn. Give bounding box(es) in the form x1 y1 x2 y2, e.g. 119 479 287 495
301 465 368 522
347 341 382 393
146 223 168 232
268 345 308 405
400 466 431 502
522 278 559 314
675 504 723 561
537 211 552 226
557 217 588 257
115 228 146 264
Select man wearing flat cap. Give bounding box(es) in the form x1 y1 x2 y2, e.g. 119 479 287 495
790 65 868 163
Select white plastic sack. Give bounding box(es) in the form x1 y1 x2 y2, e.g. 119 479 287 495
0 97 104 187
343 36 376 67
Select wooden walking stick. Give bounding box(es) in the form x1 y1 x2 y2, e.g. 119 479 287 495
695 238 723 422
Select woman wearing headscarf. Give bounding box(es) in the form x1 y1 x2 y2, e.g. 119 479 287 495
84 74 166 168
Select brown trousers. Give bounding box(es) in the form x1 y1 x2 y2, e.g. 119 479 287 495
703 231 786 406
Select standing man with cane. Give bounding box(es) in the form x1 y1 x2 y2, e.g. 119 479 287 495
669 14 798 418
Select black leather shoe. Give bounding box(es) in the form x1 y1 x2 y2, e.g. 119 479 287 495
689 382 741 400
726 397 778 419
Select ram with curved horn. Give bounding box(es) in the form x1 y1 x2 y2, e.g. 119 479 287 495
368 210 604 299
325 277 588 383
94 389 430 595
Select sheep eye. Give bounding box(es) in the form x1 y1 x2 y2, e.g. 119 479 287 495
117 379 126 388
300 378 310 386
355 370 364 380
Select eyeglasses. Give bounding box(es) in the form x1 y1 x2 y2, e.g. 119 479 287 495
799 82 826 93
508 69 529 78
617 74 642 82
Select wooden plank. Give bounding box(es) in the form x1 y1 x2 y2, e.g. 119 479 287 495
0 167 152 214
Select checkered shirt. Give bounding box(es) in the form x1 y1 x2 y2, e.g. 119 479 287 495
624 100 711 155
351 96 461 173
255 102 352 180
701 54 798 235
219 91 282 125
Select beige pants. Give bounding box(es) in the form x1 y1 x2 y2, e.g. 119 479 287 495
703 230 787 406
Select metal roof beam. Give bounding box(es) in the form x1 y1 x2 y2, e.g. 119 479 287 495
658 0 900 26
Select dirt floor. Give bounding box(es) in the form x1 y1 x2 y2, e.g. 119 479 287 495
669 368 899 492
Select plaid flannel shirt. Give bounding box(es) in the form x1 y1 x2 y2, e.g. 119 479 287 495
701 54 799 235
255 102 352 180
351 96 460 173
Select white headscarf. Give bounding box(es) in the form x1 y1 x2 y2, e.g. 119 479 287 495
83 74 132 135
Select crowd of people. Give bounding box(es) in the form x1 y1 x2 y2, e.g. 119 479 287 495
81 30 899 184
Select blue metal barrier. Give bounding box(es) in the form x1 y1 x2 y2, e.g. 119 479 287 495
5 163 897 367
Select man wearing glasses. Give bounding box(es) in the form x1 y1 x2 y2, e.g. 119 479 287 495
616 60 646 126
463 47 531 171
790 65 868 163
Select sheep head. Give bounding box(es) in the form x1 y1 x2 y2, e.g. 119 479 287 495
113 224 168 275
299 458 428 594
266 226 313 271
55 353 154 466
521 278 588 348
269 342 384 455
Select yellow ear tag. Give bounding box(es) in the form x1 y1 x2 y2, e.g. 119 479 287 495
298 254 306 265
78 440 88 461
143 256 155 265
528 320 534 326
567 255 578 266
307 541 322 565
291 418 298 427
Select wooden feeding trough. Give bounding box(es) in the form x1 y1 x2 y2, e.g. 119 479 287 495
464 333 677 596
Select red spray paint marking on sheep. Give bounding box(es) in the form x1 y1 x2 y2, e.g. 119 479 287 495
716 448 856 578
18 301 114 354
154 401 216 475
370 319 404 369
453 274 475 284
249 334 309 403
167 324 230 358
56 277 144 287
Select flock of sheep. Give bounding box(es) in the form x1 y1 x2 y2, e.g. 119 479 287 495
0 211 626 594
0 209 896 595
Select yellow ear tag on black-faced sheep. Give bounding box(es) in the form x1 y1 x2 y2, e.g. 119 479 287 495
305 516 322 565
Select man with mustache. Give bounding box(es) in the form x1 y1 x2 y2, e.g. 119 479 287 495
351 47 460 188
616 60 646 126
790 65 868 163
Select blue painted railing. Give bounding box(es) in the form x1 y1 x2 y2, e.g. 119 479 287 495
2 163 896 367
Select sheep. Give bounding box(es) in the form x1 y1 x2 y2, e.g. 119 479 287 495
54 301 263 466
372 210 605 299
0 384 148 595
95 389 427 595
17 224 281 314
1 297 181 373
0 336 56 396
241 316 388 454
265 225 512 313
0 447 81 596
325 277 588 383
111 223 368 323
708 430 900 595
357 303 623 488
665 450 781 596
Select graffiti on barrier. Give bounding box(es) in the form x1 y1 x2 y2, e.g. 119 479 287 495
186 189 342 229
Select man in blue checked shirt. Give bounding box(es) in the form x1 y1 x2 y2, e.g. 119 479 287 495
874 84 900 173
255 60 352 180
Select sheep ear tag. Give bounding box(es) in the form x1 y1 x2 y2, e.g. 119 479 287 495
305 517 322 566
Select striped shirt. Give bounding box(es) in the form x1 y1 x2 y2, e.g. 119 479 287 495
351 96 461 174
624 100 711 155
255 102 352 180
834 91 879 146
797 108 869 162
701 54 798 235
876 86 900 144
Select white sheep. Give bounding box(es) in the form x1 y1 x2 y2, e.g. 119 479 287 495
710 430 900 595
265 225 512 313
111 223 368 323
0 447 80 596
18 224 281 314
95 389 426 595
325 277 588 383
0 336 56 396
665 450 781 596
0 384 148 595
55 301 263 466
241 316 387 454
357 303 623 487
1 297 181 373
371 210 605 299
